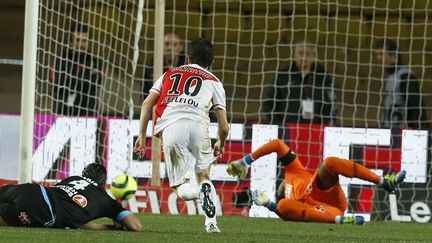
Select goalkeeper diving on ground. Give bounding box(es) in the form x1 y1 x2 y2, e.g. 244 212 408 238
227 139 406 225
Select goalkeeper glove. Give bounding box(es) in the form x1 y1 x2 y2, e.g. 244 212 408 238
226 160 249 179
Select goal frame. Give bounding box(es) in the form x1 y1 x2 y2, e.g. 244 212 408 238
19 0 40 183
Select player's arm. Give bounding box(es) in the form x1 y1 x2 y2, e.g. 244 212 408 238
211 80 229 158
138 91 159 136
227 139 293 179
113 211 142 232
80 214 141 232
214 108 229 158
81 221 117 231
117 214 142 232
100 199 142 232
134 91 159 158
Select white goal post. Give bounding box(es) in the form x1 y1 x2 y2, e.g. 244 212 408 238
19 0 40 183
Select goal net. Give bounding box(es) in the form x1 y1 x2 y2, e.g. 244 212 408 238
13 0 432 222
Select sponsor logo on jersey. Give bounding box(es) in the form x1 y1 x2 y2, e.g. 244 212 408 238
314 205 326 212
72 194 88 208
18 211 33 225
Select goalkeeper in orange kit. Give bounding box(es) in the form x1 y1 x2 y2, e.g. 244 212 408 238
226 139 406 225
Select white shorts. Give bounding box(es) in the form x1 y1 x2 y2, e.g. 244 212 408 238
162 119 215 187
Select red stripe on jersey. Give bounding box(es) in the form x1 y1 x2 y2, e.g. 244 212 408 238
153 65 218 132
174 65 220 83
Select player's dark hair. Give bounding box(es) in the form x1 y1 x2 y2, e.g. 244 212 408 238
187 39 214 68
374 39 403 65
82 163 107 188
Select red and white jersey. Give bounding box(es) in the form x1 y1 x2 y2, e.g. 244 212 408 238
150 64 226 135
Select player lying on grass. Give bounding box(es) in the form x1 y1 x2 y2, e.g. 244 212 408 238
227 139 406 225
0 163 141 231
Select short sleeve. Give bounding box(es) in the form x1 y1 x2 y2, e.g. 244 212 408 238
106 198 132 222
149 73 165 95
212 81 226 110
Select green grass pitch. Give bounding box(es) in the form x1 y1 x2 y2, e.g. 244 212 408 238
0 214 429 242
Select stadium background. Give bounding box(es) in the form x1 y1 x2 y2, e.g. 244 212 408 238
0 0 431 222
2 1 432 119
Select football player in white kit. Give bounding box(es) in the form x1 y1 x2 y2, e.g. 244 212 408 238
134 39 229 233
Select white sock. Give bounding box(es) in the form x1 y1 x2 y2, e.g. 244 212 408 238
379 177 384 186
200 179 218 226
176 182 200 201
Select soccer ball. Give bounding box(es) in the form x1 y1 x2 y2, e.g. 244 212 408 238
111 174 138 200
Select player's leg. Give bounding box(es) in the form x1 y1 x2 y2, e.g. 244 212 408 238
164 118 219 233
252 190 331 223
196 169 216 218
171 147 201 201
0 203 20 226
0 185 17 226
0 184 56 228
317 157 405 192
0 184 18 203
167 154 201 201
252 190 337 223
0 186 20 226
316 157 380 190
189 120 220 233
174 179 200 200
277 199 337 223
162 120 200 200
227 139 300 178
252 191 364 225
196 169 220 233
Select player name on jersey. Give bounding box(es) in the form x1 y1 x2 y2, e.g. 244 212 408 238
53 177 98 198
161 96 198 107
